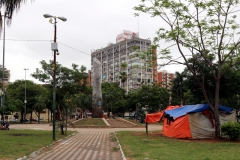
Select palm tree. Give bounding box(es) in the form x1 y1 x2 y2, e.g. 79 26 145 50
34 95 46 123
172 71 186 106
0 0 32 31
119 72 127 89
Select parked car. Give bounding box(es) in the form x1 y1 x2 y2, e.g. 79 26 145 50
40 118 44 122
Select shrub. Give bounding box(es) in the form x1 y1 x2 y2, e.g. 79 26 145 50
221 121 240 140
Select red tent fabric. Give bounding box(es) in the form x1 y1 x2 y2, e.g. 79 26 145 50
162 114 192 138
145 111 164 123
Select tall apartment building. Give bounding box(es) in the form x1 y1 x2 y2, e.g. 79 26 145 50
91 30 157 92
157 70 174 90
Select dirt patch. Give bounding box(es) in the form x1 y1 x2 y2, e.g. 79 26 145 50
7 134 31 136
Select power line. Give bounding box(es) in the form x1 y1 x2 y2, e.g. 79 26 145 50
0 39 50 41
0 39 91 56
57 42 90 56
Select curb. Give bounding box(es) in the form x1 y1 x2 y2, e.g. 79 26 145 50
114 132 126 160
116 118 145 128
102 118 111 126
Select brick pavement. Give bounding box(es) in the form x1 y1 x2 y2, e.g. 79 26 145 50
27 131 123 160
12 123 162 160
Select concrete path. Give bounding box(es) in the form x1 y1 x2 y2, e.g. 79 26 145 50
11 124 162 160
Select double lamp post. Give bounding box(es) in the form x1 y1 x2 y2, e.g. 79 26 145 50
43 14 67 140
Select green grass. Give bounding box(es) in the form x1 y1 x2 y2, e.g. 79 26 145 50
117 131 240 160
73 118 106 126
0 130 75 160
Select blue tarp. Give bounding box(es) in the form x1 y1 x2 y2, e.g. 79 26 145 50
164 104 234 120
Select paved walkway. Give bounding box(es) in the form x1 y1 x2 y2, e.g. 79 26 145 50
12 123 162 160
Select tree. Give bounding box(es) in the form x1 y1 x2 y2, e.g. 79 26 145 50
0 0 33 32
136 85 169 113
31 60 90 130
6 80 46 121
78 93 92 117
135 0 240 138
172 71 187 105
102 82 125 117
183 65 240 107
34 95 47 123
120 62 128 89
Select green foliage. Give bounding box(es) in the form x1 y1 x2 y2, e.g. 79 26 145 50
221 121 240 140
128 85 169 113
102 82 126 114
172 71 187 105
134 0 240 137
119 72 128 86
78 93 92 111
120 63 128 69
31 60 91 111
6 80 47 115
179 65 240 107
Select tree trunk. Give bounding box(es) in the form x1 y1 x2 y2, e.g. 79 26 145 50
38 112 40 124
213 107 220 138
92 106 103 118
65 109 68 135
214 79 221 138
30 111 33 124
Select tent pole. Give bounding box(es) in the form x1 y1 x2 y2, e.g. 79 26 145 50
146 122 148 135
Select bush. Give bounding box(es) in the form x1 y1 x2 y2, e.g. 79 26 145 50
221 121 240 140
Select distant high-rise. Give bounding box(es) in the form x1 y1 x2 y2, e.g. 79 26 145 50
91 30 157 91
157 70 174 90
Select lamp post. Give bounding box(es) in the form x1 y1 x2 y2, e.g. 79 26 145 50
43 14 67 140
24 68 29 122
1 13 8 123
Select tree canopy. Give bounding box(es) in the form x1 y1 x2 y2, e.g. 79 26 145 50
134 0 240 138
6 80 49 120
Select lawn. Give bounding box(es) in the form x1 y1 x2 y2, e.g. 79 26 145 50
0 130 75 160
73 118 106 126
117 131 240 160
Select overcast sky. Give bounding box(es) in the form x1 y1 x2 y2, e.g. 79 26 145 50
1 0 196 83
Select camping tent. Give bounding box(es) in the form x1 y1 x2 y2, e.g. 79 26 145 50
145 104 236 139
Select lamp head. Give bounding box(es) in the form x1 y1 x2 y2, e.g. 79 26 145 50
49 18 53 24
57 17 67 22
43 14 53 18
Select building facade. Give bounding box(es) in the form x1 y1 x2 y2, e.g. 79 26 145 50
0 65 10 86
91 30 157 92
157 70 174 90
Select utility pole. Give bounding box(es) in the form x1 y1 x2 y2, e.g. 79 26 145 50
24 68 29 122
43 14 67 140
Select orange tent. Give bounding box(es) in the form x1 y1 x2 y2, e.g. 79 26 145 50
145 104 235 139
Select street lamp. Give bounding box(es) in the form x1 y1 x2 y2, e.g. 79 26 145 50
1 13 8 123
24 68 29 122
43 14 67 140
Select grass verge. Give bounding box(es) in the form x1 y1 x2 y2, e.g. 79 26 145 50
0 129 75 160
73 118 106 126
116 131 240 160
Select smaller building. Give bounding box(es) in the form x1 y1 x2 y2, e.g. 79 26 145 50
157 70 174 90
